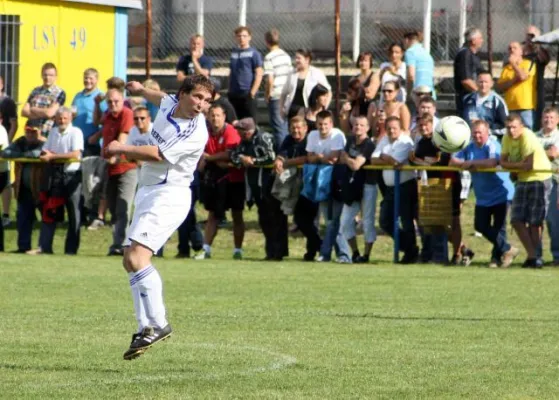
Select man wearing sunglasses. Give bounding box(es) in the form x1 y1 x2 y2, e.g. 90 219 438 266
127 107 153 149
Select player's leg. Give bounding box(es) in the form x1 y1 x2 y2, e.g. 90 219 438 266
229 182 245 257
123 242 171 360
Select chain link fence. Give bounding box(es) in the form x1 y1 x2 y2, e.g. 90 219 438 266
128 0 559 96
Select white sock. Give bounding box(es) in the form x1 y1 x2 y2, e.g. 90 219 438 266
128 272 149 333
203 244 211 254
132 265 168 329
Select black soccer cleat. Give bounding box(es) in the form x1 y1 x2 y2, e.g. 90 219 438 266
123 325 173 361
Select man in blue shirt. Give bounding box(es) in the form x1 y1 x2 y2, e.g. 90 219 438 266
176 35 213 82
462 70 508 139
72 68 106 157
450 119 517 268
404 31 435 98
228 26 264 120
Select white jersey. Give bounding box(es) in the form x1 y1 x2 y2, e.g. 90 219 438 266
140 95 208 188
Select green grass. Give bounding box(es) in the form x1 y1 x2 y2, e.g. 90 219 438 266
2 203 559 399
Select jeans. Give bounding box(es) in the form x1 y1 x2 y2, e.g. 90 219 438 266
16 186 38 252
177 186 203 256
339 184 378 246
546 180 559 261
107 169 138 249
268 99 287 149
294 195 321 258
39 173 82 254
474 202 511 261
420 228 449 263
379 179 418 256
319 198 351 261
514 109 535 130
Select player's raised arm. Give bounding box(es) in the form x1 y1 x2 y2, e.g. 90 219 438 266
126 81 166 107
105 141 162 162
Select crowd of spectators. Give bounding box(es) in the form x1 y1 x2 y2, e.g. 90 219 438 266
0 23 557 269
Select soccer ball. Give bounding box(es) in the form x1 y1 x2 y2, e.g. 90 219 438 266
432 116 471 153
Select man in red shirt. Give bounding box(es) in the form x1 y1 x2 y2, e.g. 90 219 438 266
102 89 137 255
196 103 245 259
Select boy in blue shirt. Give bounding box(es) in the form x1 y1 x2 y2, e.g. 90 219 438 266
451 120 517 267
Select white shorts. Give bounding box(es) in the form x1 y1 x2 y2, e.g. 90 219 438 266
125 184 191 253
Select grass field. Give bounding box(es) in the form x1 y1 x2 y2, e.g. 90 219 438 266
2 203 559 399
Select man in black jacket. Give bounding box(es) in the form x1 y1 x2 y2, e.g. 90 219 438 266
230 118 279 259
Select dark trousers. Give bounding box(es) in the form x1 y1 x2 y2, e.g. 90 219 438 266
177 186 203 256
16 186 38 252
253 185 289 259
474 202 511 261
294 195 321 258
379 179 418 255
228 92 257 120
38 177 82 254
0 215 3 252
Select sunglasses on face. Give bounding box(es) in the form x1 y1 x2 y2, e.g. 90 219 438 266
107 100 120 105
382 89 394 93
134 117 147 121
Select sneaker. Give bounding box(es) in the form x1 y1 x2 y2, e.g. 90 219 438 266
2 215 10 227
351 252 361 263
500 247 519 268
461 248 475 266
355 255 370 263
26 248 44 255
194 251 210 260
488 259 499 268
336 256 352 264
316 255 328 262
88 218 105 231
233 251 243 260
123 325 173 361
535 258 544 269
474 231 483 238
522 258 537 268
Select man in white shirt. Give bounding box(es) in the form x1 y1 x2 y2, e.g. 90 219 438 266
371 115 418 263
264 28 292 148
306 110 351 263
27 107 84 255
105 75 214 360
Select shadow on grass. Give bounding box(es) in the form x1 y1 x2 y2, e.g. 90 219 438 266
333 312 559 323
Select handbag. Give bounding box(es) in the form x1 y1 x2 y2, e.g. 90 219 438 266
301 164 333 203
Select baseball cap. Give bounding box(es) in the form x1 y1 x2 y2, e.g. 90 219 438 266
414 85 432 95
233 117 256 131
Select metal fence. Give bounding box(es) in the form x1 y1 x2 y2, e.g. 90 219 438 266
128 0 559 93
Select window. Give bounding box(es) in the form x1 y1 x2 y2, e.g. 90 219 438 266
0 15 20 102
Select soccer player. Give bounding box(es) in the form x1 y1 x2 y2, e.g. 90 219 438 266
104 75 214 360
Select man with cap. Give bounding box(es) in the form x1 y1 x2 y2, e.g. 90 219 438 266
230 118 280 260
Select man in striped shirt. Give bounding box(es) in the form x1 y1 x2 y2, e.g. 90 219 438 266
264 29 293 149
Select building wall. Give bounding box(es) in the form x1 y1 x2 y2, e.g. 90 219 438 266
0 0 116 136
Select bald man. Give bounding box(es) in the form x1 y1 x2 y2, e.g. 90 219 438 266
497 41 537 130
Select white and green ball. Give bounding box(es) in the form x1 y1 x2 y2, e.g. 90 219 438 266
432 116 471 153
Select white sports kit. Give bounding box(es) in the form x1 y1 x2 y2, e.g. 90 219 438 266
125 95 208 252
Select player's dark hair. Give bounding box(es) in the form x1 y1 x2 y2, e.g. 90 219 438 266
106 76 125 91
387 42 404 55
265 29 280 46
404 31 420 40
178 74 215 97
234 26 252 36
290 115 307 127
543 106 559 115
